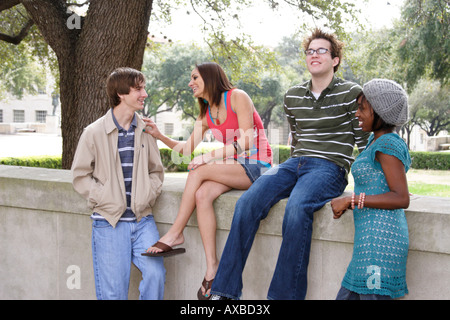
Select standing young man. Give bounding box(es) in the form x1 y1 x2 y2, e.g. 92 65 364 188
72 67 165 300
210 29 370 300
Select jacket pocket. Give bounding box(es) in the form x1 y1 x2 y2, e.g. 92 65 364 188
134 176 162 213
88 178 107 209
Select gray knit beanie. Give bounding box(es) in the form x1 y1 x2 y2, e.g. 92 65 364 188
363 79 409 126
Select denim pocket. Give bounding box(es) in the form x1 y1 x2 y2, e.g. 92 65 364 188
92 219 112 229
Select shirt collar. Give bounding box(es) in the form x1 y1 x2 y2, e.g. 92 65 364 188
111 108 137 132
306 75 338 96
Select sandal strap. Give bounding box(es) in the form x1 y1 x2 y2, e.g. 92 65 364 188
152 241 172 252
202 278 214 291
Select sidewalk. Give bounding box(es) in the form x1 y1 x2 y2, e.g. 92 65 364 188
0 133 62 157
0 133 223 158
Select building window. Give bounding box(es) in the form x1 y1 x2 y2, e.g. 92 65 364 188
13 110 25 123
36 110 47 123
0 110 3 123
164 123 174 136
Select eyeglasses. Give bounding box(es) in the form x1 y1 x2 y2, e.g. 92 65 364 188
304 48 331 56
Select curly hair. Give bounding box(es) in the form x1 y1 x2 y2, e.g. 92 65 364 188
302 28 344 73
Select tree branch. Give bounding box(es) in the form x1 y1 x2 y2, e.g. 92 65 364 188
20 0 76 60
0 18 34 44
0 0 20 12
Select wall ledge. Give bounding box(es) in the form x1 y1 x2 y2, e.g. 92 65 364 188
2 165 449 254
1 165 449 300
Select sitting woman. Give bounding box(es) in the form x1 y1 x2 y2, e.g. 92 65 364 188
143 62 272 299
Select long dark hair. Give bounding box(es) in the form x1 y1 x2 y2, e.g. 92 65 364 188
195 62 234 118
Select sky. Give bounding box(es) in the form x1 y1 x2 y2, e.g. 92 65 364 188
150 0 404 47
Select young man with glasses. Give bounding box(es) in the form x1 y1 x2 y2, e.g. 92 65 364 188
210 28 369 300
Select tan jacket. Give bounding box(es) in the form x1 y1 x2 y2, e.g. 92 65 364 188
71 109 164 227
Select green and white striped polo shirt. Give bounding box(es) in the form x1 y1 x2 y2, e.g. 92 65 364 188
284 76 370 176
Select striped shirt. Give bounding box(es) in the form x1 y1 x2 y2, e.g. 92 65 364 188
91 111 137 222
284 76 370 176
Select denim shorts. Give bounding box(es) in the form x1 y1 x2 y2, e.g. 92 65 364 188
236 157 271 183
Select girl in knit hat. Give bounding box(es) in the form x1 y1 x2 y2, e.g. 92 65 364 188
331 79 411 300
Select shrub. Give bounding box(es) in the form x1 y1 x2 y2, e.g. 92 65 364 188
159 148 191 172
271 145 291 164
1 148 448 171
0 155 62 169
410 151 450 170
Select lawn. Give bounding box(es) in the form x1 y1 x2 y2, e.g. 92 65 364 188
168 168 450 198
408 182 450 198
345 169 450 198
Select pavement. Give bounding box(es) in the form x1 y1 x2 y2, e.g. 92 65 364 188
0 133 63 158
0 132 223 158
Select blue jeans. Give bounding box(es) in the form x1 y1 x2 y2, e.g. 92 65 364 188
210 157 347 300
91 215 166 300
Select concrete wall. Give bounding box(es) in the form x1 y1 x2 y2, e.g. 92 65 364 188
0 165 449 300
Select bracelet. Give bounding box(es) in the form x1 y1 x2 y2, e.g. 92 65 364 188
358 193 366 209
351 192 355 210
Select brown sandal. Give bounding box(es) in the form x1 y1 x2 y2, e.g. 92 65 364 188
141 241 185 257
197 278 214 300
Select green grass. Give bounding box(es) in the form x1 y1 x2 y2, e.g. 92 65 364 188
345 169 450 198
408 182 450 198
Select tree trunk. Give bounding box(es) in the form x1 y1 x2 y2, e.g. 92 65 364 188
21 0 153 169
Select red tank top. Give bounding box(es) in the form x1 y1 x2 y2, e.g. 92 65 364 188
206 89 272 166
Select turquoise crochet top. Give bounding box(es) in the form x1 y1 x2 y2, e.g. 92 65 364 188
342 133 411 298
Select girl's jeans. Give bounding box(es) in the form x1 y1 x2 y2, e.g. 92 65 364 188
91 215 165 300
211 157 347 300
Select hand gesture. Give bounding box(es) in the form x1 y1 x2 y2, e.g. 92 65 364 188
142 118 161 139
188 154 211 171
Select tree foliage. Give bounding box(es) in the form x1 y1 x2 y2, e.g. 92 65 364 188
409 79 450 136
142 42 207 120
343 0 449 142
142 41 286 126
0 3 55 99
397 0 449 88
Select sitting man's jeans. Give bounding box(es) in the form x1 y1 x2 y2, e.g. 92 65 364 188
91 215 165 300
211 157 347 300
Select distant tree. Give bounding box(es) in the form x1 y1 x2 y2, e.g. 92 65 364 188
142 43 208 121
409 79 450 137
397 0 449 88
143 42 283 126
0 4 50 99
236 75 284 129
